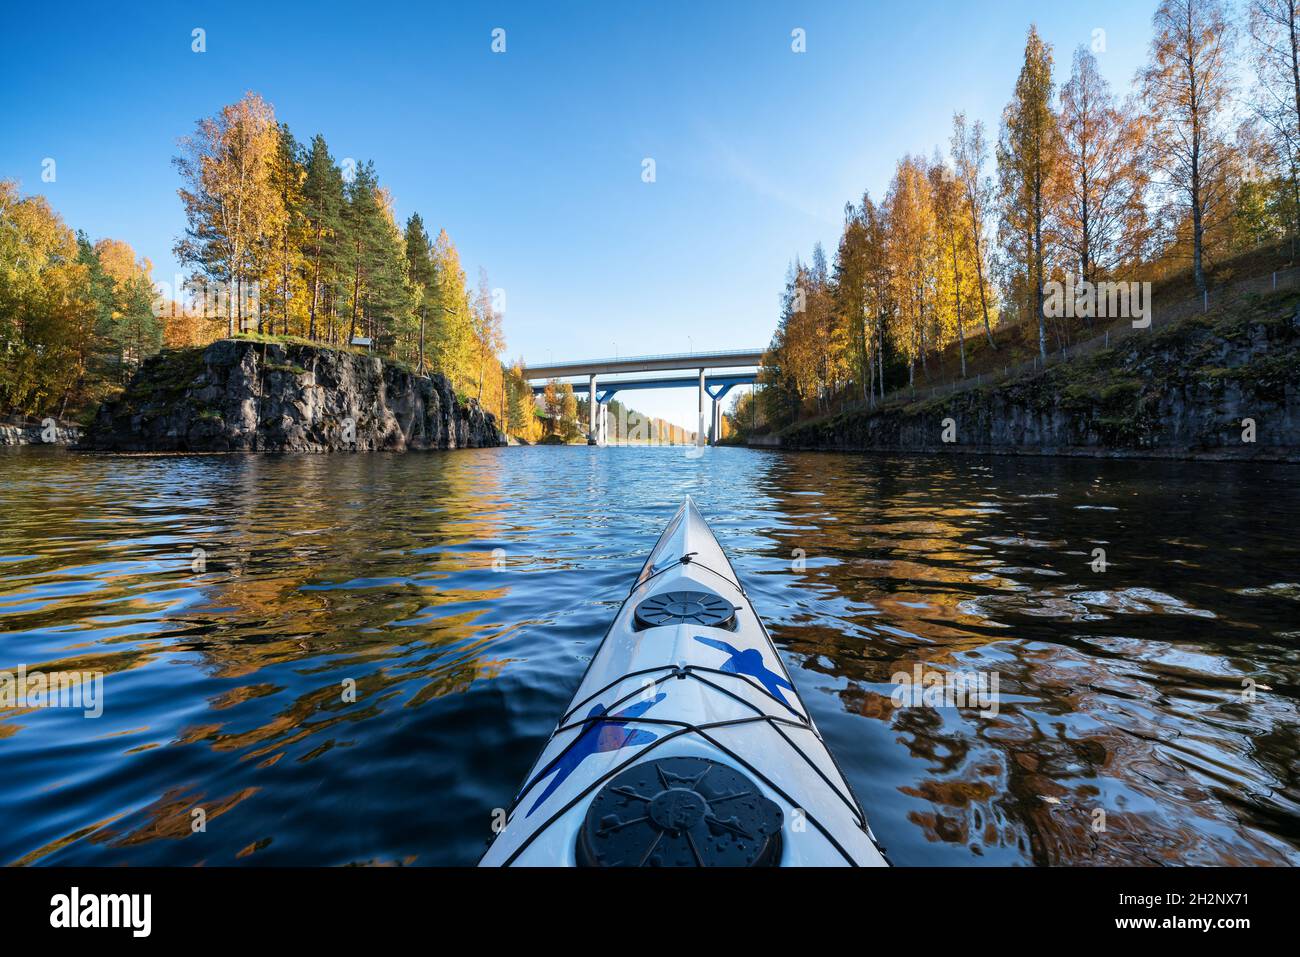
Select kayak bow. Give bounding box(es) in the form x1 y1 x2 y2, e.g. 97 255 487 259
480 497 888 867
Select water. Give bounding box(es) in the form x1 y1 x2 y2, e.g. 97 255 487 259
1 445 1297 866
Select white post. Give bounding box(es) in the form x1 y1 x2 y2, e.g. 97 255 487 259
588 374 597 442
697 368 706 447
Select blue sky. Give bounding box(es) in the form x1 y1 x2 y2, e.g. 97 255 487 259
0 1 1157 427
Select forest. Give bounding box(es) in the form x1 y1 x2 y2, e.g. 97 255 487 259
0 91 549 437
7 0 1295 444
739 0 1300 433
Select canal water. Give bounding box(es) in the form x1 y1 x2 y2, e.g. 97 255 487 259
1 445 1297 865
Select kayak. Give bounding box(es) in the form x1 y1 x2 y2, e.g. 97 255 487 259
480 497 888 867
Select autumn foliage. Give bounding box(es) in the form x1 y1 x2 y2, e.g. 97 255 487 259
756 1 1300 431
1 91 519 427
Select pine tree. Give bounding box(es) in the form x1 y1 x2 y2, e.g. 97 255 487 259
76 232 119 382
300 134 345 341
263 123 308 336
404 213 435 373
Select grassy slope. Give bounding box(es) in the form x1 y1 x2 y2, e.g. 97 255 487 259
777 287 1300 453
872 238 1300 394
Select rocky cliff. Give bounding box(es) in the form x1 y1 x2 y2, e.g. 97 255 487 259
83 338 504 452
1 417 83 446
764 290 1300 462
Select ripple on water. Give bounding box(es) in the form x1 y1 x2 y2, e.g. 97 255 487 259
0 445 1297 866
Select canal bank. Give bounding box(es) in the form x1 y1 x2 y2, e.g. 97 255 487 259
752 290 1300 462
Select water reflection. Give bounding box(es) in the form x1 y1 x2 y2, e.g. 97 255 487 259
0 445 1297 865
753 453 1300 865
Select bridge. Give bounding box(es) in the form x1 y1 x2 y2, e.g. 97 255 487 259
524 349 764 445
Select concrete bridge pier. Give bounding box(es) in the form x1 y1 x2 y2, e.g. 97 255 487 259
588 374 597 444
697 369 706 447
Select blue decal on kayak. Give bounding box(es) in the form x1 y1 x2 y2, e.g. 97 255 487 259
694 636 797 709
524 693 666 816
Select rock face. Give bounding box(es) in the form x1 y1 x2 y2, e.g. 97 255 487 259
764 292 1300 462
83 339 504 452
0 418 83 446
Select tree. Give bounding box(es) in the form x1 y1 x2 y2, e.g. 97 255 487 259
833 199 873 402
1247 0 1300 242
95 238 161 372
1058 48 1150 289
472 268 505 411
1141 0 1236 294
262 123 308 336
999 25 1060 360
951 113 999 350
0 182 96 415
542 378 561 436
404 213 435 373
1232 120 1291 248
173 92 283 336
559 382 578 441
860 195 894 400
931 157 970 376
804 243 843 409
885 154 938 384
3 94 517 421
341 161 381 344
761 260 820 422
76 232 118 382
429 228 476 392
505 360 540 440
300 134 346 340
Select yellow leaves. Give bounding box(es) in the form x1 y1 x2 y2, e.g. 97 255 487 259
93 238 151 287
0 182 77 296
375 186 398 229
175 92 285 333
886 155 941 361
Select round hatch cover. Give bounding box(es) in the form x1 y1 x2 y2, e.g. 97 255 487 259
633 589 737 630
576 756 783 867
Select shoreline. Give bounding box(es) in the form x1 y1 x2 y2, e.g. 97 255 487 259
746 436 1300 464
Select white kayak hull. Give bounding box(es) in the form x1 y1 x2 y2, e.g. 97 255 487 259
480 497 887 867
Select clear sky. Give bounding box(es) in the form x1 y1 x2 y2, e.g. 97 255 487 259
0 0 1159 428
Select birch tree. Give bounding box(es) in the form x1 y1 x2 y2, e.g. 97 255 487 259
173 92 283 336
1058 47 1149 288
1141 0 1236 294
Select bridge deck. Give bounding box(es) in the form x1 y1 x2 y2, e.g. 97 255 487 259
530 372 756 395
524 348 764 380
